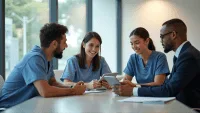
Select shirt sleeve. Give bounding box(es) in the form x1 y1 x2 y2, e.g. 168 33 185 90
155 53 170 76
100 57 112 76
123 55 135 77
22 56 47 85
60 58 76 82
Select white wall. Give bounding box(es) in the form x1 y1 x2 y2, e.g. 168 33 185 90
122 0 200 72
93 0 117 72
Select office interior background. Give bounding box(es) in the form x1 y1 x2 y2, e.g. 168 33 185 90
0 0 200 80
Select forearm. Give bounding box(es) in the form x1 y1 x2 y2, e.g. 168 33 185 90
64 81 93 89
40 86 74 97
139 82 163 86
63 81 76 86
51 81 72 88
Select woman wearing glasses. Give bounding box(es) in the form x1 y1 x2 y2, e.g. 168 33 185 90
123 27 170 87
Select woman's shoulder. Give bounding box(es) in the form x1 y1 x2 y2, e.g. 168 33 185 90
99 56 105 62
153 51 166 56
130 53 139 59
152 51 167 59
67 56 78 63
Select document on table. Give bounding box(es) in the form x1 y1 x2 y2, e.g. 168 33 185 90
84 90 106 94
118 97 175 104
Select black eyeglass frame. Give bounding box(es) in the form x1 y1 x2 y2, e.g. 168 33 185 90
160 31 177 39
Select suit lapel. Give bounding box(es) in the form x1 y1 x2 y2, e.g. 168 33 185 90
170 42 191 79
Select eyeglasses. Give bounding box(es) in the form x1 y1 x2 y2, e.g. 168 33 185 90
160 31 174 39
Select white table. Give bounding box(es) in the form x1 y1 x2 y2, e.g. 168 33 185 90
3 90 197 113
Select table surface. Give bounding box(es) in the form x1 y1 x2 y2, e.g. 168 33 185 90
3 90 197 113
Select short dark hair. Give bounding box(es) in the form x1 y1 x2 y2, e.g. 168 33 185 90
162 18 187 37
76 32 102 71
40 23 68 48
129 27 155 51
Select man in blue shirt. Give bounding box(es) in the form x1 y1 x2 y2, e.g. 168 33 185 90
0 23 86 108
114 18 200 108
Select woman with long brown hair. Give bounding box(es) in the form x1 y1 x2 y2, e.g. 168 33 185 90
61 32 111 89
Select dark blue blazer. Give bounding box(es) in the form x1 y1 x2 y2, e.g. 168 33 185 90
138 42 200 108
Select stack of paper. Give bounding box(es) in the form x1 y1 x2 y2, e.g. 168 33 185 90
118 97 175 104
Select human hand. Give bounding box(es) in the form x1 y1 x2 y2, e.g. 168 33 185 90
113 82 133 96
93 79 102 89
86 80 101 89
122 80 136 87
73 81 86 95
101 80 111 89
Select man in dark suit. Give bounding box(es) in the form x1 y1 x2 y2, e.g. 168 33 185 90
114 18 200 108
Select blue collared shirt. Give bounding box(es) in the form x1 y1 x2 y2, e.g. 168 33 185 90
175 41 188 58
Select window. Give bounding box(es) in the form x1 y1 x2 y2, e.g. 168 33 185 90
58 0 86 70
5 0 49 78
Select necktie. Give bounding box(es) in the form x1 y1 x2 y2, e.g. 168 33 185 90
173 56 177 64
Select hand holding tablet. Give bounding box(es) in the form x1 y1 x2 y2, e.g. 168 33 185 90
99 72 120 86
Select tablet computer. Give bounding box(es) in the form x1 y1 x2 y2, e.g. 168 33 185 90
103 76 120 86
99 72 118 82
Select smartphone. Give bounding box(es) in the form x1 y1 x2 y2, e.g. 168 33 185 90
99 72 118 82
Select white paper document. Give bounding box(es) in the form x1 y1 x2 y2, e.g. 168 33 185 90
118 97 175 104
84 90 106 94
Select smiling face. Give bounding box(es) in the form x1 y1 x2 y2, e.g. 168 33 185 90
83 37 100 60
130 35 149 55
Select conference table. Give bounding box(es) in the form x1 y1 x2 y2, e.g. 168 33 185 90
3 90 197 113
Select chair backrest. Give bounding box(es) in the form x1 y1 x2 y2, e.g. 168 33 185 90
53 70 64 83
0 75 5 96
0 75 4 89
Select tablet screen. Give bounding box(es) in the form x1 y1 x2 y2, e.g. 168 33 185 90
99 72 118 82
103 76 120 86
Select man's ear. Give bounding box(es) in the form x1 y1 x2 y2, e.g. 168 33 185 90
50 40 58 49
172 31 177 39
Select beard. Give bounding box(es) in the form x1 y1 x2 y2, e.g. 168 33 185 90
163 43 173 53
54 51 63 59
54 47 64 59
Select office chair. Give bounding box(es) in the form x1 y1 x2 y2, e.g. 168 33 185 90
0 75 6 111
0 75 4 94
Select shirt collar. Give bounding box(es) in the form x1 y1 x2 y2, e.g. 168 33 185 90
175 41 188 58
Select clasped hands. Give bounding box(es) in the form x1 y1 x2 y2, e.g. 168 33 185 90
112 80 136 96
